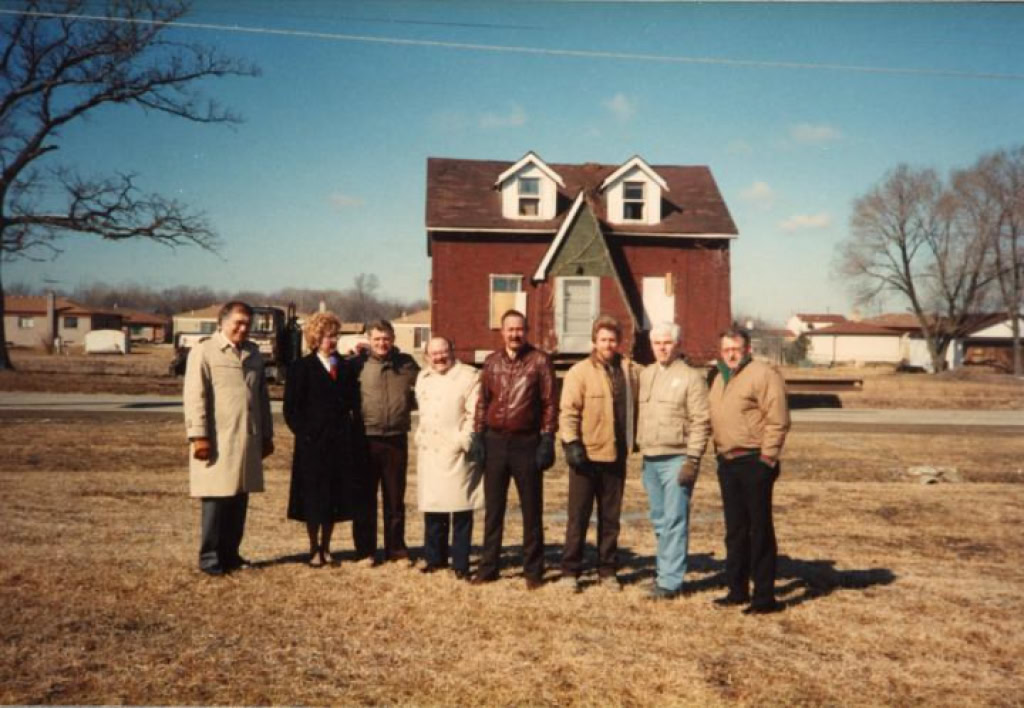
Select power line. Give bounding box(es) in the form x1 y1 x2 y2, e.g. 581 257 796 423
2 7 1024 82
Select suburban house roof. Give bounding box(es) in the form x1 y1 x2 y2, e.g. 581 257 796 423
425 157 738 237
111 308 170 326
795 313 847 325
804 321 902 337
3 295 119 317
172 304 223 319
393 308 431 326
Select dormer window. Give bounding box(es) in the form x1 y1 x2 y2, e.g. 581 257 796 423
496 152 565 220
518 177 540 216
600 156 669 226
622 181 645 221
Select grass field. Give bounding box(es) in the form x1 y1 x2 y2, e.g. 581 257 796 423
1 402 1022 705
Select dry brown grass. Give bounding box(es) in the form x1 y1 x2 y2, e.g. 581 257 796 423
1 411 1022 706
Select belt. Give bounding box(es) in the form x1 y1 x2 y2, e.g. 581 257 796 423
717 447 761 462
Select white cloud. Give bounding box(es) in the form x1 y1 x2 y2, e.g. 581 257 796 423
603 93 635 122
479 103 527 129
779 212 832 232
726 139 753 156
790 122 843 145
429 110 470 132
741 181 776 209
328 192 365 211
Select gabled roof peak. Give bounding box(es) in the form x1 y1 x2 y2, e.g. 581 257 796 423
494 151 566 188
599 155 669 192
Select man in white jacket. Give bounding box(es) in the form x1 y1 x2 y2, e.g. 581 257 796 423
414 336 483 579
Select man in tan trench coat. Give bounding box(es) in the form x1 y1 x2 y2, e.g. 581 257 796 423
183 301 274 576
414 336 483 579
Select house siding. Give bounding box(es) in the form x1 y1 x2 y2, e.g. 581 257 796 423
431 234 730 365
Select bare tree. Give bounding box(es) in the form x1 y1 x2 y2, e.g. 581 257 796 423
964 148 1024 374
0 0 259 369
837 164 994 372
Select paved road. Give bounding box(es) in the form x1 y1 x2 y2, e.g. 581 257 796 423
2 392 1022 431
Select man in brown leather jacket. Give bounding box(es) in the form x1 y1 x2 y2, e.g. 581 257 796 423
469 309 557 589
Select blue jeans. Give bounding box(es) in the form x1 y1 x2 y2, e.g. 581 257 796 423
642 455 692 592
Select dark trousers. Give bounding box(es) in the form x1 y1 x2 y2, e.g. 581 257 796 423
561 459 626 577
199 493 249 571
477 431 544 581
354 434 409 559
423 510 474 572
716 456 778 603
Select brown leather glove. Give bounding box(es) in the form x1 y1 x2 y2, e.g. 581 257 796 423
192 438 212 461
262 438 275 459
678 458 698 486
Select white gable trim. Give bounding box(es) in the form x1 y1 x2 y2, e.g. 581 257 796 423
599 155 669 192
494 151 565 188
531 192 586 282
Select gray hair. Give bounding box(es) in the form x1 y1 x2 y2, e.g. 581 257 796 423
648 322 681 343
424 335 453 355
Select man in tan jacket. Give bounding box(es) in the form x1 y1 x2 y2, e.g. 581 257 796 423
708 328 790 614
184 301 274 576
558 315 638 592
636 322 711 599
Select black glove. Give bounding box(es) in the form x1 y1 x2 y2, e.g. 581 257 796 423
535 433 555 472
468 432 486 467
563 440 588 470
678 458 698 486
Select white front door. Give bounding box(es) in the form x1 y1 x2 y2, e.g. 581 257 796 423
642 276 675 330
556 277 599 353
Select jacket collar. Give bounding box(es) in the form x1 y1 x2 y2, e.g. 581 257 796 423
502 342 534 362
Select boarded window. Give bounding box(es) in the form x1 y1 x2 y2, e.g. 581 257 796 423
490 275 526 329
519 198 539 216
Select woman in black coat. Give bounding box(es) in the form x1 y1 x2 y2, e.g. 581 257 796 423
284 312 364 566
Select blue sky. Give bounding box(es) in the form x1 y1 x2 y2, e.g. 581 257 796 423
6 0 1024 324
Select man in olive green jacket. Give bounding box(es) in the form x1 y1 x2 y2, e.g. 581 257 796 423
558 315 639 592
708 328 790 615
636 322 711 599
184 301 274 576
352 319 420 562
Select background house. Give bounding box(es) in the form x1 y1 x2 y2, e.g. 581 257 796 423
392 308 431 355
115 308 171 343
3 295 123 349
172 304 222 337
804 320 904 366
426 152 737 365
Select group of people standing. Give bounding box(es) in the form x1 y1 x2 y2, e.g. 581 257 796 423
184 301 790 615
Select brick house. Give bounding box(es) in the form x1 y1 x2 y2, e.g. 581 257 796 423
426 152 737 364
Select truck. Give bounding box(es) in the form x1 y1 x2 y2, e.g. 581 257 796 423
169 304 302 382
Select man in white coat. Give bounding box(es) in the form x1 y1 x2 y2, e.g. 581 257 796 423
414 336 483 580
183 301 274 576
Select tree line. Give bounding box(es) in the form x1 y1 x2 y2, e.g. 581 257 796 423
8 273 428 325
837 145 1023 375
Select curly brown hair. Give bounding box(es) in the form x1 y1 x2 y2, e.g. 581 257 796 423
303 312 342 351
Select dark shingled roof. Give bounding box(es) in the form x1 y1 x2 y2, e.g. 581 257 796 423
425 157 738 236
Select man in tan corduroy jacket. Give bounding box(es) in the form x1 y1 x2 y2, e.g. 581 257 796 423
708 328 790 615
558 315 639 592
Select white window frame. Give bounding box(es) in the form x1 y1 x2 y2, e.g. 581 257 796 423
622 181 645 221
518 177 541 218
17 316 35 329
554 276 600 353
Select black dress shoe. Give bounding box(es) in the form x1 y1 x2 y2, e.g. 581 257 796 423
225 557 253 571
713 594 750 607
453 569 470 581
420 564 444 574
524 577 544 591
200 565 225 577
470 573 498 586
743 600 784 615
